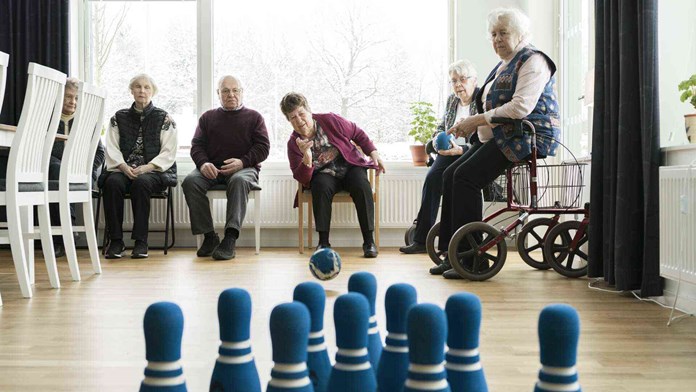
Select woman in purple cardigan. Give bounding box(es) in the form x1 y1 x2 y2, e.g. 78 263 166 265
281 92 386 258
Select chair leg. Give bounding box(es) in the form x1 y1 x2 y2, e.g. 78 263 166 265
59 198 81 281
308 200 313 249
298 194 304 254
38 203 61 287
255 191 260 255
20 206 35 284
164 190 170 255
7 203 33 298
82 199 102 274
94 190 101 239
169 189 175 250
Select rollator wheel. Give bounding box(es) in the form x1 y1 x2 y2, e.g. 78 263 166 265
543 221 589 278
448 222 507 281
426 222 447 266
516 218 555 270
404 222 417 246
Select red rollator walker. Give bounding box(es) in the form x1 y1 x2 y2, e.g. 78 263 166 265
424 118 590 281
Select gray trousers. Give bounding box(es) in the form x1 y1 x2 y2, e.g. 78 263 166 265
182 168 260 235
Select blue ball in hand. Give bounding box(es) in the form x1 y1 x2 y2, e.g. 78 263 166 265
309 248 342 281
435 132 455 151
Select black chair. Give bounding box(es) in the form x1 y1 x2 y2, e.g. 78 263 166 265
93 184 176 255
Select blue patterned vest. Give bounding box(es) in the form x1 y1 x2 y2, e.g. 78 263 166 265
478 45 560 162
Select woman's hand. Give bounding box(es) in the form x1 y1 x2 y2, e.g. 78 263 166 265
118 163 138 180
133 163 156 176
370 151 386 175
438 145 464 156
296 137 313 167
448 113 487 138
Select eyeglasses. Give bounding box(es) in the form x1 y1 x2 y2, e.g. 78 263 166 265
220 88 243 96
450 76 473 86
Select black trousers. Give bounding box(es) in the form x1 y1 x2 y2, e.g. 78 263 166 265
438 141 512 252
413 151 465 244
311 166 374 234
102 172 166 242
48 157 75 231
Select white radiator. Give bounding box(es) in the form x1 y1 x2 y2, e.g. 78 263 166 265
659 166 696 284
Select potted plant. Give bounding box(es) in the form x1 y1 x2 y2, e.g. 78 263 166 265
408 101 438 166
679 74 696 143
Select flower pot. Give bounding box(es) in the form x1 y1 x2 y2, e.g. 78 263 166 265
410 144 428 166
686 114 696 143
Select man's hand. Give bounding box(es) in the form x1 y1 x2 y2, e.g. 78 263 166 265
370 151 386 175
118 163 138 180
133 163 156 176
220 158 243 176
200 162 219 180
448 113 487 138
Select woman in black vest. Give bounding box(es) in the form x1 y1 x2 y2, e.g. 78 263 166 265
100 74 178 259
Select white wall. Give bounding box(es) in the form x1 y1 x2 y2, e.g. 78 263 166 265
659 0 696 146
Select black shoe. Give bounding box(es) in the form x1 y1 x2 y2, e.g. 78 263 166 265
429 261 452 275
443 268 464 279
363 242 378 258
54 242 66 258
197 233 220 257
399 242 426 254
212 236 236 260
105 239 125 259
316 243 331 251
131 240 149 259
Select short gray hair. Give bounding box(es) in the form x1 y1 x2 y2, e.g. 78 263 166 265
128 73 158 96
487 8 532 42
448 59 477 79
65 77 79 92
217 75 244 91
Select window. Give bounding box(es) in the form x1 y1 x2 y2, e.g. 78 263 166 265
84 0 198 156
84 0 449 161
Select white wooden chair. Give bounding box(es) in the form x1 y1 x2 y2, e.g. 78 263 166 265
0 63 66 303
195 186 261 255
297 169 380 254
47 81 106 281
0 51 9 113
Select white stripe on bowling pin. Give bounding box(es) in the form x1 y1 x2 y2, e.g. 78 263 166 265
384 332 408 353
142 360 185 386
535 365 580 391
334 348 371 371
268 362 311 388
445 348 482 371
308 330 327 352
217 339 255 364
368 315 379 334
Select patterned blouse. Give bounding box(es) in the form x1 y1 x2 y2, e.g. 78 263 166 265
311 123 349 179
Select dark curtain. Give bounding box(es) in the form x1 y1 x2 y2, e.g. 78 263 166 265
0 0 70 125
588 0 662 297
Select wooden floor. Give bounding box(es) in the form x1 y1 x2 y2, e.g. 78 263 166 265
0 247 695 391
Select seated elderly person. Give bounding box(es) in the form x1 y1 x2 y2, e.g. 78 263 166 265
399 59 479 254
281 92 385 258
49 77 106 257
182 75 270 260
100 74 178 259
431 7 561 279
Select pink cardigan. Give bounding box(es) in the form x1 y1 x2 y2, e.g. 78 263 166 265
287 112 378 206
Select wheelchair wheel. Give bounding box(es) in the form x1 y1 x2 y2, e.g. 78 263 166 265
404 221 417 246
448 222 507 281
516 218 556 270
426 222 447 266
543 220 589 278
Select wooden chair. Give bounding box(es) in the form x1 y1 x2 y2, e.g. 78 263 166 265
196 185 262 255
47 81 107 281
297 169 379 254
0 63 66 303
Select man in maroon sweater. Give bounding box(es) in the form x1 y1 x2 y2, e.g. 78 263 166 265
182 75 270 260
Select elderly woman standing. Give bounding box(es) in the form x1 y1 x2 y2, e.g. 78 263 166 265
431 8 560 278
399 60 479 254
281 92 385 258
100 74 178 259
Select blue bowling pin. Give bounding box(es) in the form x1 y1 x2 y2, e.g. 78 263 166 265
267 302 314 392
376 283 417 392
534 304 581 392
140 302 187 392
327 293 377 392
209 288 261 392
445 293 487 392
294 282 332 392
404 304 450 392
348 272 383 370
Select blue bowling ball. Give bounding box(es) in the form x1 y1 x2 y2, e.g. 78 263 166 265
435 132 455 151
309 248 342 281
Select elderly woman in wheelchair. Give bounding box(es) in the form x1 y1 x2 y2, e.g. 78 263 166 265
428 7 563 280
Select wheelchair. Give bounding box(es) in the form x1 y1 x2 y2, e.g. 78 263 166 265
423 118 590 281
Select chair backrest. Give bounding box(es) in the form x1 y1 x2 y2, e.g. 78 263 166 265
0 51 9 115
60 81 107 188
7 62 66 189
